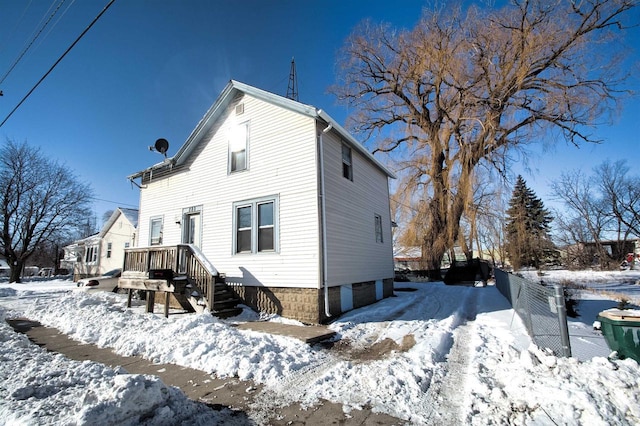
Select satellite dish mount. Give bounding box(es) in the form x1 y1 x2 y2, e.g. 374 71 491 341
149 138 169 158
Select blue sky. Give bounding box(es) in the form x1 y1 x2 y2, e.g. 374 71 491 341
0 0 638 222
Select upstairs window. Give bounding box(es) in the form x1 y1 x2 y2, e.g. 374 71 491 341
229 122 249 173
375 214 384 243
233 196 278 254
342 143 352 181
150 217 163 246
106 242 112 258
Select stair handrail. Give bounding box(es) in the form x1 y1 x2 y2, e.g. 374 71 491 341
177 244 217 311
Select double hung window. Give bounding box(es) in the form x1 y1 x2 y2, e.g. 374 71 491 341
375 214 384 243
342 143 353 181
233 196 278 254
229 122 249 173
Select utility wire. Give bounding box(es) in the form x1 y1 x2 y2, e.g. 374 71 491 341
0 0 67 86
0 0 116 128
33 0 79 55
0 0 34 55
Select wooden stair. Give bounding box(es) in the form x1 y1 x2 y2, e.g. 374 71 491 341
175 275 243 318
119 245 243 319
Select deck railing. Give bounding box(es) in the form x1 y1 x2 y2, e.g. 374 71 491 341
122 244 216 309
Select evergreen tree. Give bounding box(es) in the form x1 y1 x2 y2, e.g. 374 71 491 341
505 176 555 270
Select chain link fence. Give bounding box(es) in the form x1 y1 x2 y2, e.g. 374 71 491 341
494 269 572 357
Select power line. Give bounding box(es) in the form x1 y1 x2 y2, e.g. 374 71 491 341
0 0 117 128
0 0 67 86
0 0 34 55
90 197 138 208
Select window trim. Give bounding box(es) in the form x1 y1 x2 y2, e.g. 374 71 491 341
149 216 164 246
232 195 279 254
342 143 353 181
228 121 250 174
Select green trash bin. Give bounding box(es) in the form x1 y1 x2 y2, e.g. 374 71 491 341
597 309 640 363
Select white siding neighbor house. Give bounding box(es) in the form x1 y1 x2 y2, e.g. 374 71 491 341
124 80 395 323
65 208 138 280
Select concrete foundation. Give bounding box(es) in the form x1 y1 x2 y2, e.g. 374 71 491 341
229 278 394 324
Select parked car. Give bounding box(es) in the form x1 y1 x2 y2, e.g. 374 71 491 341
76 268 121 292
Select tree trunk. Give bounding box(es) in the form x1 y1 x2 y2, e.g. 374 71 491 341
9 260 22 283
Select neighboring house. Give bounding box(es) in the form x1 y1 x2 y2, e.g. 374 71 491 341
566 238 640 268
64 208 138 280
0 255 9 277
124 80 395 324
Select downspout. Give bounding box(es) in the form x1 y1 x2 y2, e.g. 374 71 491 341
319 121 333 318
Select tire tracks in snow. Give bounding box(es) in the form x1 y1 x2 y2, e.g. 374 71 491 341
422 288 478 425
247 354 341 424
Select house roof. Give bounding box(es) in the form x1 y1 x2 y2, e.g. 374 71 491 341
64 207 139 249
100 207 139 238
128 80 395 180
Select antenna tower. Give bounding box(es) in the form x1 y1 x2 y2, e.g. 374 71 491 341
286 57 299 101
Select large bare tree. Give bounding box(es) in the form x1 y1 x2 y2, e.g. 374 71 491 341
333 0 636 272
0 139 93 282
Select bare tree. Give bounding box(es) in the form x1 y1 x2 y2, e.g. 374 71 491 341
555 160 640 268
0 139 93 282
552 169 613 267
595 160 640 238
332 0 636 271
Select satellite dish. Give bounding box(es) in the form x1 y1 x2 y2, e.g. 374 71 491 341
154 138 169 156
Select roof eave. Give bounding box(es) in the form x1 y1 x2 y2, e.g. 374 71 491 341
315 109 396 179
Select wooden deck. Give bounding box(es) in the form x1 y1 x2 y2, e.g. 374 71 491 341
118 245 240 318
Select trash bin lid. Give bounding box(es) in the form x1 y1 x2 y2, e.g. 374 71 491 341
598 309 640 322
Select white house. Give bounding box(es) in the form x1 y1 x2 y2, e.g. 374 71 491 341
124 80 395 323
65 208 138 280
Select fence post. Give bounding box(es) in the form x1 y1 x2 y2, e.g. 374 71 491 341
553 284 572 358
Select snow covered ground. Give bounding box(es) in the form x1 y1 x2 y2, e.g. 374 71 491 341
1 270 639 425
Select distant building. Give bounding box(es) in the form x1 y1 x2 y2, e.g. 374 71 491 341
63 208 138 280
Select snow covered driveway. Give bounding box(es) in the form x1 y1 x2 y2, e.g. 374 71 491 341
1 276 639 425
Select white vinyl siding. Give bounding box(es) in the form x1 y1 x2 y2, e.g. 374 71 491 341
136 94 320 288
321 132 394 285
